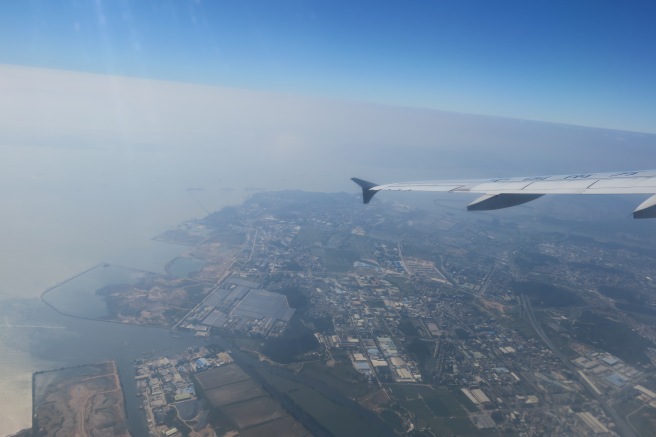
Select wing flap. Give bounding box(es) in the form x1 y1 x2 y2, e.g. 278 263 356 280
633 194 656 219
467 193 544 211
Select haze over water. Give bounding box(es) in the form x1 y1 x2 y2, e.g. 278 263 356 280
1 65 656 435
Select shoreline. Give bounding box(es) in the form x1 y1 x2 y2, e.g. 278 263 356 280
39 263 104 299
30 361 128 436
39 263 181 329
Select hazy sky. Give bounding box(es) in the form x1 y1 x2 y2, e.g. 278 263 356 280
0 1 655 133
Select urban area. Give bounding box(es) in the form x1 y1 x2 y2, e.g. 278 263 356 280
26 190 656 437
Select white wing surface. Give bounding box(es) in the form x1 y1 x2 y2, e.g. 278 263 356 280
352 170 656 218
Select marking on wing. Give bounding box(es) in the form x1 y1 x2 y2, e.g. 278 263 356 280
371 171 656 195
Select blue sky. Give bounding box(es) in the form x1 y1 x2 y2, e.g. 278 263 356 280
1 0 655 132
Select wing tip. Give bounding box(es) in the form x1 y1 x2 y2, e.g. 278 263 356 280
351 178 379 204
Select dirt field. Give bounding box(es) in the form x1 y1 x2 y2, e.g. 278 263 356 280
239 415 311 437
481 298 507 313
204 379 265 407
359 388 391 411
33 361 129 437
223 397 285 429
196 362 309 436
195 364 250 390
106 275 216 327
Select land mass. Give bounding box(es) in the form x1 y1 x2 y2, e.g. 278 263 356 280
30 190 656 436
32 361 129 437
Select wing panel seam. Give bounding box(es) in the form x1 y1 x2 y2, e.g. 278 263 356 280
520 182 537 191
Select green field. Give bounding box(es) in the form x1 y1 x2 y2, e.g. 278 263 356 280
572 311 654 365
301 360 372 398
321 247 360 272
627 406 656 437
261 369 382 437
512 281 585 307
388 384 489 436
380 409 405 433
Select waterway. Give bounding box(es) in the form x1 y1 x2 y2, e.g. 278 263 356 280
1 298 209 437
4 287 395 437
29 262 217 435
41 264 148 319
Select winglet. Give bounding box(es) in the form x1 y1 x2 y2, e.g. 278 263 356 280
351 178 379 204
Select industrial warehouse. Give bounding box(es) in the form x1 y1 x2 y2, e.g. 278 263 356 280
182 276 295 337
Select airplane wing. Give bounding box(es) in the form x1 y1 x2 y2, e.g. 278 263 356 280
352 170 656 218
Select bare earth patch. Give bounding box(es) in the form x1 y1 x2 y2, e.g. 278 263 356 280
33 361 129 437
